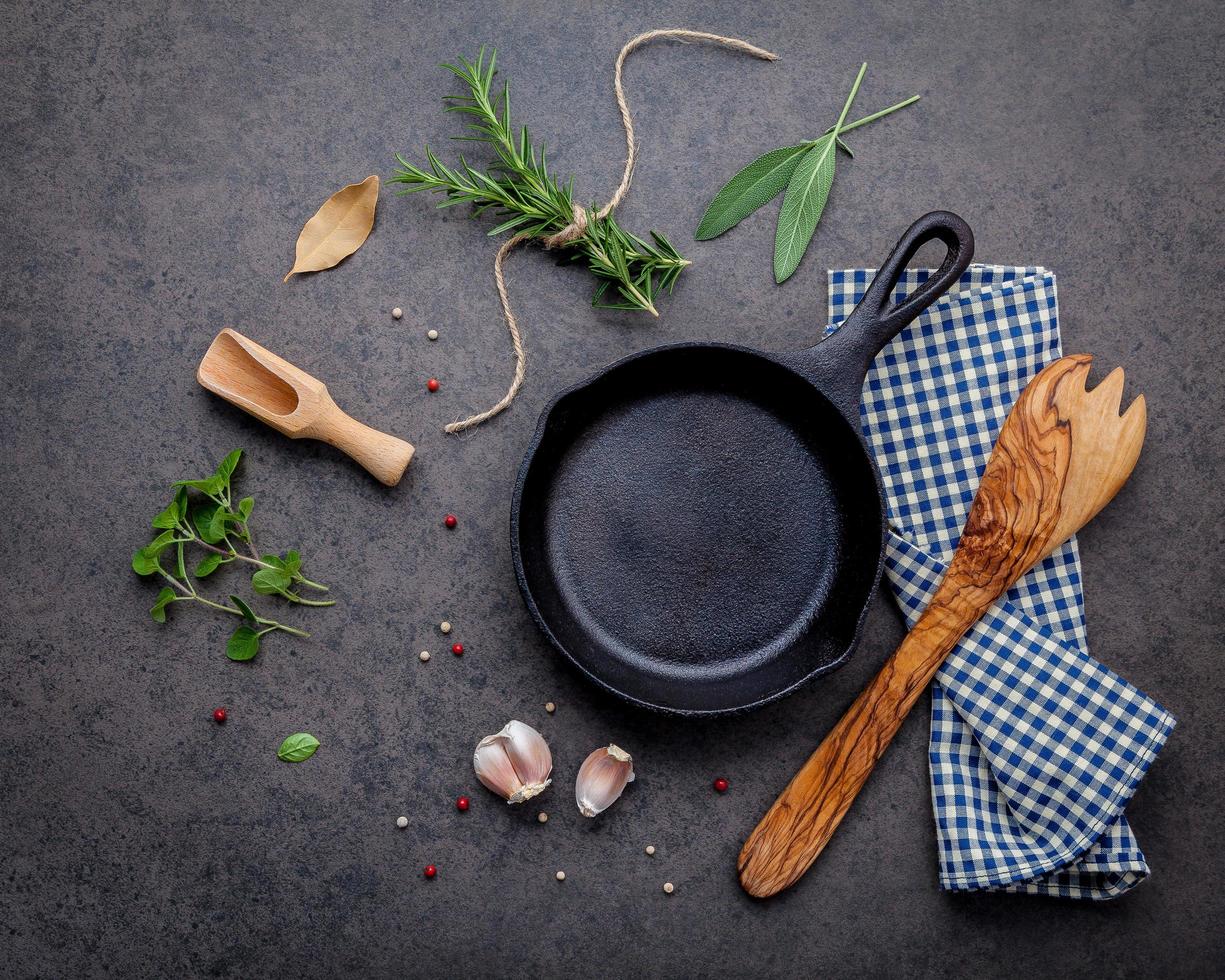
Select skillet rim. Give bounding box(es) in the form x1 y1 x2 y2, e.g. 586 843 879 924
509 339 888 717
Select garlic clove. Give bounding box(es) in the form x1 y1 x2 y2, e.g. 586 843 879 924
500 720 553 802
575 744 635 817
473 720 553 804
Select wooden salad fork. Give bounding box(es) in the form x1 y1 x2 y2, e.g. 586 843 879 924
738 354 1146 898
198 328 415 486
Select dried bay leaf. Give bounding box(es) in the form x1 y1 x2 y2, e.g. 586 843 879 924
284 175 379 282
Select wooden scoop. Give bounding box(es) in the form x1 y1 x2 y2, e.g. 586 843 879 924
738 354 1146 898
197 328 414 486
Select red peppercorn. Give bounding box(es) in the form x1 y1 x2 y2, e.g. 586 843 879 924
451 642 464 656
213 708 227 724
424 864 437 879
456 796 470 812
713 777 729 793
427 378 440 393
444 514 457 529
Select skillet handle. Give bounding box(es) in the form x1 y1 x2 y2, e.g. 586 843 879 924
797 211 974 418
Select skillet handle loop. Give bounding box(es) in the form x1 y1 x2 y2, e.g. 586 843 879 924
806 211 973 417
848 210 974 342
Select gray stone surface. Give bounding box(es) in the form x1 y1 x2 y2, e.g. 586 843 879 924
2 0 1222 976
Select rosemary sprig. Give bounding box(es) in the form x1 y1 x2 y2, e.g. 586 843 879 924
391 47 689 316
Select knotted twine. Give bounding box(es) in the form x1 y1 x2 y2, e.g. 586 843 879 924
445 29 778 434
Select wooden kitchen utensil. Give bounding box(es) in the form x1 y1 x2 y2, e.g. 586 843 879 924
737 354 1146 898
197 328 414 486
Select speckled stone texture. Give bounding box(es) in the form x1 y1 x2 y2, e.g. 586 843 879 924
1 1 1222 976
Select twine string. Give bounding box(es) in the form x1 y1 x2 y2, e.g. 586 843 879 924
445 29 778 434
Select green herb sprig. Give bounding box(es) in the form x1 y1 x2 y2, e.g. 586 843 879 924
696 63 919 283
391 47 689 316
131 450 334 661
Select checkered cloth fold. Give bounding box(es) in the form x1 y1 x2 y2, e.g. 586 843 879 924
826 265 1175 899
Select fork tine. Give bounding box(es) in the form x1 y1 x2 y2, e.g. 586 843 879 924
1092 366 1126 416
1121 392 1147 445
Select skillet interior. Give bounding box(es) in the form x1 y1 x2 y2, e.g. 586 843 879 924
513 345 884 714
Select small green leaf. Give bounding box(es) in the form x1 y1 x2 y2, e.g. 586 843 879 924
237 496 254 522
152 488 188 529
252 568 292 595
695 144 810 240
214 449 243 487
173 476 224 496
261 554 287 570
132 548 160 576
277 732 320 763
150 587 177 622
282 551 301 576
207 506 234 542
132 530 177 574
192 504 220 543
194 553 225 578
229 595 257 622
226 625 260 661
773 135 839 284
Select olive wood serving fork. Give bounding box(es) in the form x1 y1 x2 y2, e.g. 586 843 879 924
738 354 1147 898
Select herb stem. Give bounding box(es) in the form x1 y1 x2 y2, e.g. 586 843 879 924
190 536 329 591
282 594 337 608
832 63 867 139
162 569 311 637
158 569 194 597
258 619 309 638
296 576 330 592
829 95 921 138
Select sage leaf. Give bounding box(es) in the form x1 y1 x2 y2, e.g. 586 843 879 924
695 144 810 240
150 587 177 623
229 595 257 623
194 553 225 578
773 135 839 284
277 732 320 763
696 62 917 286
226 625 261 661
284 176 379 282
252 568 292 595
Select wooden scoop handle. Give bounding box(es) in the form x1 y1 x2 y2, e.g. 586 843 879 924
304 400 415 487
737 585 984 898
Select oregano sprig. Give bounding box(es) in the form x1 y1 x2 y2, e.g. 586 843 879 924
391 47 689 316
696 63 919 283
132 450 335 661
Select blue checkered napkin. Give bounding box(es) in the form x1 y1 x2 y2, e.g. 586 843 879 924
825 266 1176 899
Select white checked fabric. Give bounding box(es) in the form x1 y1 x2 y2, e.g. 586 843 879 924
826 265 1175 899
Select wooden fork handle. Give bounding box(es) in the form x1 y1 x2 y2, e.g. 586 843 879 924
738 597 981 898
305 405 415 487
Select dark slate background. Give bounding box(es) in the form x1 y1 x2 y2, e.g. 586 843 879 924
2 0 1222 976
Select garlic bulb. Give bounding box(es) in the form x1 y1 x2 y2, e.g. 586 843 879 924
575 744 635 817
473 720 553 804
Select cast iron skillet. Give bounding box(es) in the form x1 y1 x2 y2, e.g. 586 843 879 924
512 211 974 715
